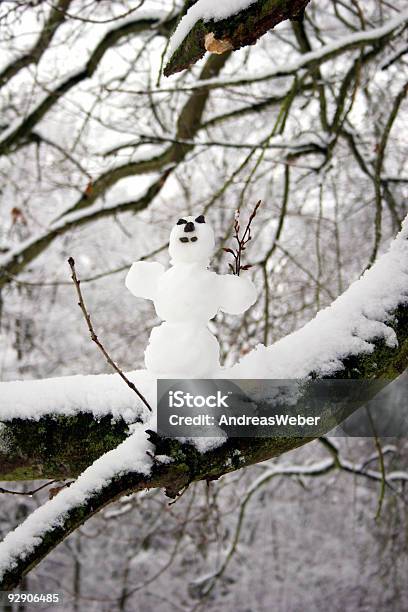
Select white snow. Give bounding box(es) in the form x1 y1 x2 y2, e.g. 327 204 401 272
0 420 153 581
126 215 257 378
0 218 407 580
168 9 408 86
169 0 257 53
0 369 154 423
231 217 408 379
1 217 407 418
154 454 174 464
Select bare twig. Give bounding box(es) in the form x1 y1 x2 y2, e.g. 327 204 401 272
365 406 386 520
223 200 262 275
68 257 152 413
0 480 58 497
368 80 407 266
45 0 145 24
49 481 74 500
167 485 189 506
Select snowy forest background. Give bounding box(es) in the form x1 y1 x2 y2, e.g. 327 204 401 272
0 0 408 610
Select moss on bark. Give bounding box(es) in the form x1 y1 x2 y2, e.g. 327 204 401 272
1 302 407 482
0 414 129 481
1 250 407 588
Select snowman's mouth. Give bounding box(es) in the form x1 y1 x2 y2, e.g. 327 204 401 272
179 236 198 243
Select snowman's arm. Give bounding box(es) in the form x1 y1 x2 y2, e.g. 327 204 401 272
125 261 165 301
218 274 257 315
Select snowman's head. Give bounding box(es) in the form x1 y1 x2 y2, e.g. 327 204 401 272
169 215 215 265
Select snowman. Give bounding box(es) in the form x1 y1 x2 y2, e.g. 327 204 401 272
125 215 257 378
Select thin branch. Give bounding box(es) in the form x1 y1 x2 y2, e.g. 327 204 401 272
3 243 168 287
365 407 386 520
369 80 407 266
0 480 58 497
68 257 152 413
223 200 262 275
0 171 171 291
45 0 145 24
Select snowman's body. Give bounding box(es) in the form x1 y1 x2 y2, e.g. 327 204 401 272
126 215 257 378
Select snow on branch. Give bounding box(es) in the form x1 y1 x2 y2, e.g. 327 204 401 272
164 9 408 89
0 217 407 588
232 216 408 379
164 0 311 76
1 217 408 424
0 172 171 292
0 0 72 91
0 370 153 424
2 216 407 426
0 422 154 590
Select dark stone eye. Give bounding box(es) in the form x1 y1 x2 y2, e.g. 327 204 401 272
195 215 205 224
177 218 187 225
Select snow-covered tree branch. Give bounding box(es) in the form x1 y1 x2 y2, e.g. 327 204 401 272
1 1 408 605
164 0 311 76
1 216 407 588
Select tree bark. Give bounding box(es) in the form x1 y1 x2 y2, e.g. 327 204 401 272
1 222 407 589
1 299 408 483
164 0 311 76
0 413 130 481
1 301 408 589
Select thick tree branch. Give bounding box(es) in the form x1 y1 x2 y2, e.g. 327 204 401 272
163 11 408 91
2 217 408 481
0 218 407 588
164 0 311 76
0 413 130 481
2 292 407 482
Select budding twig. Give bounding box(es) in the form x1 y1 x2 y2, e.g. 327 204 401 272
223 200 262 275
68 257 152 413
0 480 58 497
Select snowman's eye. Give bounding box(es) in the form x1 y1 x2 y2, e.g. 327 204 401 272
177 218 187 225
195 215 205 224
